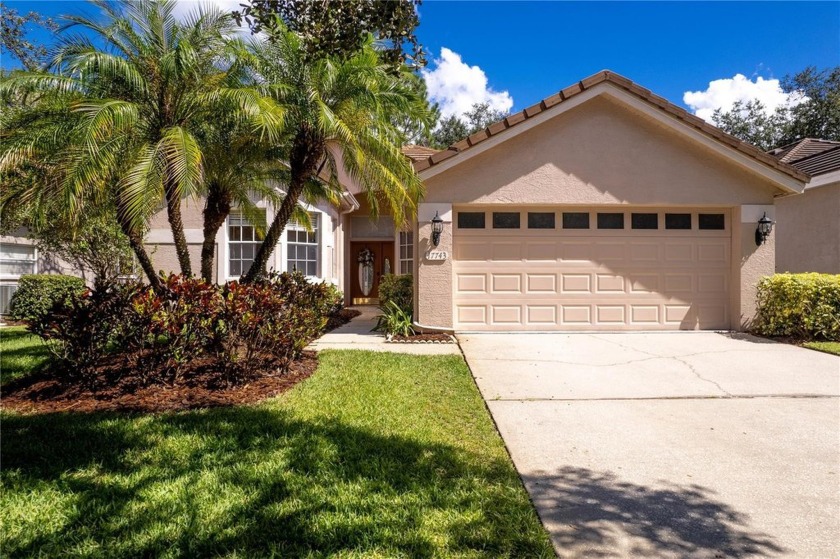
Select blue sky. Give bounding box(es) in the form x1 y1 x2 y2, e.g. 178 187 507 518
416 1 839 116
4 1 839 121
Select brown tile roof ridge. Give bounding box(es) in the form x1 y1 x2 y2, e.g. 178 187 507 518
786 144 840 176
401 144 440 160
768 138 840 163
413 69 809 183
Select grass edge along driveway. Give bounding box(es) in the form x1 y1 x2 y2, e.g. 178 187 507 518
1 346 554 558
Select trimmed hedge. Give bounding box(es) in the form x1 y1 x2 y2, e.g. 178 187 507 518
378 274 412 315
753 273 840 341
8 274 86 324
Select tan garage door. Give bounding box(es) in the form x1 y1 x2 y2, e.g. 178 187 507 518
452 208 731 331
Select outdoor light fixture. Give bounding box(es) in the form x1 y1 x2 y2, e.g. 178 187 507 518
431 211 444 247
755 212 773 246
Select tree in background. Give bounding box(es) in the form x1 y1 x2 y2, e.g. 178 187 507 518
0 6 57 71
235 0 424 68
431 102 509 149
713 66 840 151
1 192 134 289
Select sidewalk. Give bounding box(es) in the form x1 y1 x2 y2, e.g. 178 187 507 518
309 306 461 355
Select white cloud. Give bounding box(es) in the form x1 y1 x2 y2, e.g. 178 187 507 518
683 74 805 123
172 0 243 21
422 48 513 118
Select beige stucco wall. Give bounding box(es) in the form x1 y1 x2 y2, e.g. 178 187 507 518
776 184 840 274
148 197 206 229
146 243 213 282
416 95 784 331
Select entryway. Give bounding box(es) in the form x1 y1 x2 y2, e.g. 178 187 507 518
349 241 394 305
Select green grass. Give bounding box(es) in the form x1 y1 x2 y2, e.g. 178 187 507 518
802 341 840 356
0 347 553 558
0 326 50 385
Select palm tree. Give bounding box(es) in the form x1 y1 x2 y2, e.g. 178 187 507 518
241 29 434 281
1 0 284 280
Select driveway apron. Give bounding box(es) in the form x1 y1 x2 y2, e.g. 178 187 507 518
458 332 840 558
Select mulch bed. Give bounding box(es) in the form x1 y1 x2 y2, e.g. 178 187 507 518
387 332 456 344
1 307 364 415
0 351 319 415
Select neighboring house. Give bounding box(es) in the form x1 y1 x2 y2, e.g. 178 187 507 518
769 139 840 274
5 70 817 331
0 230 87 314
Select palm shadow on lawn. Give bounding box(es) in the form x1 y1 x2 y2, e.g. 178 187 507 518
2 407 552 558
523 466 785 558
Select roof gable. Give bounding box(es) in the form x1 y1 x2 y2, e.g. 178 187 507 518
414 71 808 193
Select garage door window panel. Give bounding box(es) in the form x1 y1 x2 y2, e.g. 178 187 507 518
562 212 590 229
597 213 625 229
699 213 725 230
493 212 521 229
458 212 486 229
666 213 692 230
527 212 555 229
631 213 658 230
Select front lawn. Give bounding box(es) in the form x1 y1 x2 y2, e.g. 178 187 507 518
802 341 840 356
1 347 553 558
0 326 50 385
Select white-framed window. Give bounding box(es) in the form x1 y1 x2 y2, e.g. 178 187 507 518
399 231 413 275
0 243 36 276
287 212 319 276
228 210 265 277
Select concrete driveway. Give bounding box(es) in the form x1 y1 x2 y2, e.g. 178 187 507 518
458 332 840 558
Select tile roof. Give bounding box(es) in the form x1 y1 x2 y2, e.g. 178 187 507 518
768 138 840 164
401 144 440 161
785 144 840 177
411 70 810 183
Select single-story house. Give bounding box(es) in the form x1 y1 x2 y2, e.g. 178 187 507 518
3 70 817 331
769 139 840 274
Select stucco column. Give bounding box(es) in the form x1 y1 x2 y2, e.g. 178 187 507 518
416 203 453 329
737 205 776 329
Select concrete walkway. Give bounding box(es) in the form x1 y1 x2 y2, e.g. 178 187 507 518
459 332 840 558
309 306 461 355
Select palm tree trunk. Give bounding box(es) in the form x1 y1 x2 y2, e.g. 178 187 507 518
201 185 231 283
164 177 193 277
243 174 306 282
115 192 162 292
244 132 323 282
126 228 162 292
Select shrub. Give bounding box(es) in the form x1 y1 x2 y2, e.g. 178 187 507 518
131 275 222 378
374 300 415 337
30 282 141 381
378 274 412 315
753 273 840 341
8 274 85 324
26 272 342 386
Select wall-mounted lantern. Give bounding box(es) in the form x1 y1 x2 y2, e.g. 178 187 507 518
431 211 444 247
755 212 773 246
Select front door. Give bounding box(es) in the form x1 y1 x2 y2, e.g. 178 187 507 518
350 241 395 304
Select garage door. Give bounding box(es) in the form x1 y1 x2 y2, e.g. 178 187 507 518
452 208 731 331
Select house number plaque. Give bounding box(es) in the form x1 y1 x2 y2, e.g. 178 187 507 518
426 251 448 261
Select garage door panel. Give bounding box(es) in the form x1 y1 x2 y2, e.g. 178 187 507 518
527 305 557 325
456 273 486 293
527 274 557 293
562 305 592 324
492 306 521 325
596 274 625 293
630 305 660 325
453 208 730 331
491 274 522 293
596 305 626 324
492 243 521 261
